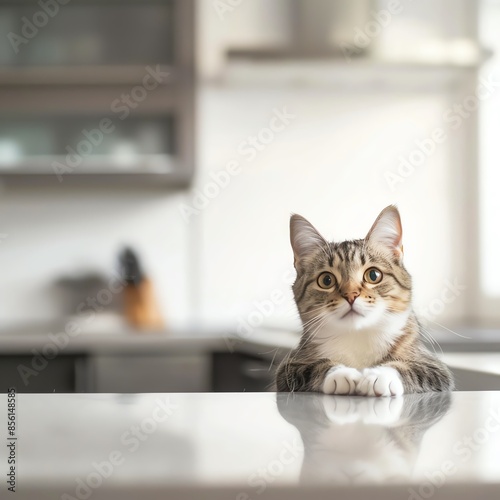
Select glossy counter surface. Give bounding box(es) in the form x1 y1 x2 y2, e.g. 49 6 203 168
0 327 299 354
2 391 500 499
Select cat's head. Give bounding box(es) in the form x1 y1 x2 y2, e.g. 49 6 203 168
290 206 412 334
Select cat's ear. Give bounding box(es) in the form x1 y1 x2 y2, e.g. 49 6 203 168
290 214 327 268
365 205 403 258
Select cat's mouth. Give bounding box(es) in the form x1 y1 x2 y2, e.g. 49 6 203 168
341 309 364 319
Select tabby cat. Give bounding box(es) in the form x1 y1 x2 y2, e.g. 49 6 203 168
275 205 454 396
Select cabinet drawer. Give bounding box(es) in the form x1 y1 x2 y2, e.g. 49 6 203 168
92 354 210 393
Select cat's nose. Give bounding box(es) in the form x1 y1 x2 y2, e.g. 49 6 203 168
343 291 360 305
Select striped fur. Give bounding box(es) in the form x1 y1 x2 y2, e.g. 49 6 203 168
276 206 454 395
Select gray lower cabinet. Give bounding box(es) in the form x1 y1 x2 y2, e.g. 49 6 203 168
91 354 211 393
0 355 89 393
0 350 275 393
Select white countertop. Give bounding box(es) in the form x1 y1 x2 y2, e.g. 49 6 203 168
3 391 500 499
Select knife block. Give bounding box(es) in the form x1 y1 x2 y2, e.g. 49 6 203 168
123 277 164 331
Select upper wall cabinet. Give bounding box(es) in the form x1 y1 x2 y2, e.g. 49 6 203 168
0 2 174 68
0 0 195 186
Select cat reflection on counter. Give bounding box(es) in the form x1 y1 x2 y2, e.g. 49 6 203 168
277 392 452 484
276 205 454 396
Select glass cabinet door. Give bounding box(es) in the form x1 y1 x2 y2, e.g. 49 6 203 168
0 0 194 185
0 0 174 67
0 115 176 174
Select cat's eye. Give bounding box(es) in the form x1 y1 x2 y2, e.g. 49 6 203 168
364 267 383 284
317 272 336 289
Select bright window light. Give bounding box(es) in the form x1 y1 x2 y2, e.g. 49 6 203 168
479 0 500 296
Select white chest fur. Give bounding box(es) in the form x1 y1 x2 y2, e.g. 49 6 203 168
314 312 409 369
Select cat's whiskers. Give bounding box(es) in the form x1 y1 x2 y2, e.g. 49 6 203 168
267 347 280 372
283 321 329 391
306 315 330 345
301 307 328 325
304 313 332 347
304 302 335 316
419 326 443 356
302 312 328 331
281 305 318 330
302 312 324 327
284 303 326 321
424 319 471 339
255 346 281 377
283 313 329 385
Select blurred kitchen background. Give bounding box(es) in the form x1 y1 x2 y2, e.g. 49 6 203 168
1 0 500 393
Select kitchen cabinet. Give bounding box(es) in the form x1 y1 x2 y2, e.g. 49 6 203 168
0 0 195 186
212 352 276 392
0 338 281 393
0 354 89 393
91 351 277 393
91 353 211 393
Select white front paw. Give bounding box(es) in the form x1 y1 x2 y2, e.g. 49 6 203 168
322 366 362 395
356 367 404 397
